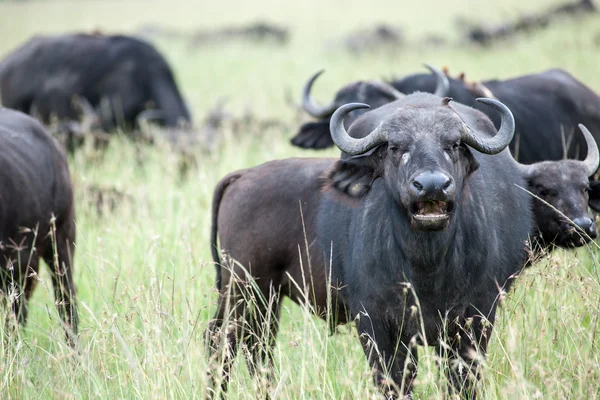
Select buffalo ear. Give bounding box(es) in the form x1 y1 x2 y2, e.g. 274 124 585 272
589 181 600 212
290 120 334 149
460 144 480 176
323 146 384 199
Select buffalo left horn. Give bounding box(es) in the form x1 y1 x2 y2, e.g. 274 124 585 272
461 98 515 155
329 103 388 155
302 70 338 118
578 124 600 176
424 63 450 97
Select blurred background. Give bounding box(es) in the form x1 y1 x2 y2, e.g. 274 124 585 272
3 0 598 120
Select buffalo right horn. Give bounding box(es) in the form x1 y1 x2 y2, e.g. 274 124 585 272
578 124 600 176
302 70 338 118
330 103 388 155
365 80 405 100
424 63 450 97
461 98 515 155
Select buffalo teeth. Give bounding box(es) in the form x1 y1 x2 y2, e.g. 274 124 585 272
415 201 448 215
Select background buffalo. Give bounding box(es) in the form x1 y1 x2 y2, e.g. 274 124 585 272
294 68 600 165
0 33 191 135
0 108 77 344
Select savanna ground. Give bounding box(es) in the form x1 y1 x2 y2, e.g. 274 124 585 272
1 0 600 398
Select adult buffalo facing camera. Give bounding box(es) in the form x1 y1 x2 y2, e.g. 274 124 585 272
317 94 532 398
0 33 191 133
0 108 77 344
207 93 538 398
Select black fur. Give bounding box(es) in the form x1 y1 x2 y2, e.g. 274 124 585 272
0 108 77 344
0 33 191 130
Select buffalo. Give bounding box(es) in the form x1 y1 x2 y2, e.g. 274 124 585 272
0 108 77 343
0 33 191 135
316 95 529 397
294 68 600 165
207 95 600 397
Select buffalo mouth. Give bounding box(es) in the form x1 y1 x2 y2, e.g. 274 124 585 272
410 200 454 231
552 220 597 248
555 230 594 248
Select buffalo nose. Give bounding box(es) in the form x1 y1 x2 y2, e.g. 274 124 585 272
410 172 455 199
573 217 597 238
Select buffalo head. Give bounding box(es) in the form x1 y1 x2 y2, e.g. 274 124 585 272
328 94 514 231
521 124 600 247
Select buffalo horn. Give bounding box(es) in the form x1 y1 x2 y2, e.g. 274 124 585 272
461 98 515 155
365 80 405 100
578 124 600 176
302 70 338 118
424 63 450 97
329 103 388 155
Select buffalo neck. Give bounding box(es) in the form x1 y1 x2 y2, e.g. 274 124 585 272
386 183 487 288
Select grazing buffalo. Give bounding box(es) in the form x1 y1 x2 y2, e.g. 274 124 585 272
292 64 448 149
0 108 77 343
294 68 600 165
208 95 600 397
0 33 191 132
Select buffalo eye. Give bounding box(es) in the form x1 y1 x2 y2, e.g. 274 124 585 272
584 185 590 194
444 141 461 162
537 187 557 198
388 144 410 163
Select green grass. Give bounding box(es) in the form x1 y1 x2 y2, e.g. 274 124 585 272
1 0 600 398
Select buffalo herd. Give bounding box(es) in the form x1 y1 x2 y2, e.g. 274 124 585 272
0 28 599 399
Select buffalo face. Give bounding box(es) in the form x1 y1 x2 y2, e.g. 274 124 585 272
527 163 599 248
327 94 515 232
381 109 474 231
524 124 600 248
528 161 595 247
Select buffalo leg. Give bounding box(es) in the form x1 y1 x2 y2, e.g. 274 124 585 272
17 257 41 326
206 277 282 398
0 261 25 331
243 287 282 383
356 317 418 399
440 311 495 399
43 218 78 345
205 281 247 397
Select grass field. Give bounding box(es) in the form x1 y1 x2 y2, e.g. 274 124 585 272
1 0 600 398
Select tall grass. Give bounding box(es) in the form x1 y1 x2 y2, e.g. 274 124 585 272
0 0 599 398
